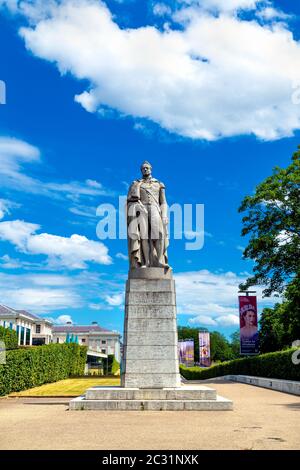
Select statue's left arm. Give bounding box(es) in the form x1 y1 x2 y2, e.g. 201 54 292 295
159 183 168 224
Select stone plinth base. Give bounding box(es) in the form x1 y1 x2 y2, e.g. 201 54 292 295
69 385 233 411
122 267 181 389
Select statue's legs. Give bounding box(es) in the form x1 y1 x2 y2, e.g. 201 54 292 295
139 208 151 267
149 205 168 267
141 240 150 267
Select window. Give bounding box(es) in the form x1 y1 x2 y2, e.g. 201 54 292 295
32 338 45 346
101 340 106 344
101 349 106 354
81 339 86 343
36 324 41 334
26 328 31 346
20 326 25 345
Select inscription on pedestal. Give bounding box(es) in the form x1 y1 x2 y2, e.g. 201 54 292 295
122 268 181 389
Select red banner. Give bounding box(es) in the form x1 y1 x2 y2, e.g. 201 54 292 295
239 296 259 355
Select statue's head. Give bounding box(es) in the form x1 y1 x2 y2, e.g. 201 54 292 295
141 161 152 178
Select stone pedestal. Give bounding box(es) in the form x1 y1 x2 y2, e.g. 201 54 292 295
121 267 181 389
69 267 233 411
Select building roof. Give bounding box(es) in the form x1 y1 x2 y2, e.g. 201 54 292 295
52 325 119 335
0 305 16 315
0 304 52 324
16 310 41 320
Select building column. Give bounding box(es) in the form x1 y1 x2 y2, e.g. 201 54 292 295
18 322 21 346
23 323 26 346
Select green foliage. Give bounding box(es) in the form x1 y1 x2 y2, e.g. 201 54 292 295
239 148 300 296
0 343 87 396
230 330 241 358
107 354 120 375
180 348 300 381
0 326 18 350
259 275 300 353
210 331 235 362
259 305 285 353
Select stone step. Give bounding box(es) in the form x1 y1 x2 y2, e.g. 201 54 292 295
70 396 233 411
85 386 217 401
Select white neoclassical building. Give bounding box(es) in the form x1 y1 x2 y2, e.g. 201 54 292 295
0 304 52 346
52 322 121 363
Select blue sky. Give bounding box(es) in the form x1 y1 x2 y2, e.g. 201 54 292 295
0 0 300 339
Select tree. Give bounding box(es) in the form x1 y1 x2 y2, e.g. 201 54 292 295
259 275 300 353
239 148 300 297
280 274 300 344
210 331 234 362
230 330 241 358
259 305 285 353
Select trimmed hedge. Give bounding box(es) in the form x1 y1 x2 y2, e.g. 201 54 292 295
0 343 87 396
0 326 18 350
180 348 300 381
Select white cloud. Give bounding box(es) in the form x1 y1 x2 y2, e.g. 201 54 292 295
0 254 23 269
116 252 128 261
189 313 239 326
2 1 299 140
153 3 172 17
105 293 124 306
0 254 41 269
215 314 240 326
175 269 276 326
0 220 39 249
0 269 123 314
69 205 97 218
189 315 218 326
179 0 261 13
0 219 112 268
49 314 74 324
0 136 111 199
257 6 291 21
88 302 113 311
0 199 19 220
236 245 245 252
0 272 81 312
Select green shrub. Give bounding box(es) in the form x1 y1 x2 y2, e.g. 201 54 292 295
107 354 120 375
0 326 18 350
0 343 87 396
180 348 300 381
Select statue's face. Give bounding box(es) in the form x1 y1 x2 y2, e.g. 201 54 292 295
141 164 152 177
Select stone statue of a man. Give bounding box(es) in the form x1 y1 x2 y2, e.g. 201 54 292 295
127 161 170 269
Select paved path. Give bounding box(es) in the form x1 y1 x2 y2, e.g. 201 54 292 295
0 379 299 450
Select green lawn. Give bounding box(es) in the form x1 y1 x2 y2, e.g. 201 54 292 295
10 377 121 397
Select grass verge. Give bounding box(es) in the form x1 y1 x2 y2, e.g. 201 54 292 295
9 376 121 397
